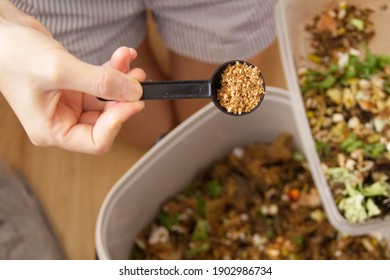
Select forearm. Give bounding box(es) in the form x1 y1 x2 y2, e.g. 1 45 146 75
0 0 54 100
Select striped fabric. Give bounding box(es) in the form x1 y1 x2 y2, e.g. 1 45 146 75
11 0 276 65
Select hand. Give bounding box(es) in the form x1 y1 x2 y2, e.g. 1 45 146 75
0 2 146 154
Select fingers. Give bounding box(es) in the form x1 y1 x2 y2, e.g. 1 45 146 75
59 53 143 102
108 47 132 72
56 101 145 154
83 47 146 111
129 68 146 82
92 101 145 153
76 47 146 153
78 111 101 125
44 47 148 154
107 47 146 81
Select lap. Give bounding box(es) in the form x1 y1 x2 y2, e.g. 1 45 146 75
12 0 276 64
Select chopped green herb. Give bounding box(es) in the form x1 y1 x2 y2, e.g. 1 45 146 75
350 18 365 31
300 68 337 93
341 134 386 159
384 81 390 95
266 229 276 240
196 195 206 218
363 142 386 159
293 235 304 246
256 210 267 219
327 64 339 74
192 219 209 241
130 245 142 260
187 242 210 258
293 150 305 161
157 212 178 229
341 133 364 153
301 48 390 94
205 179 222 198
344 48 390 79
315 141 331 158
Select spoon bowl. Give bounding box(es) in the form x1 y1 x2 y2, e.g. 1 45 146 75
209 60 266 116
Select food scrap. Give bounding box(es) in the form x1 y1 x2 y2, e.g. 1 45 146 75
298 1 390 224
306 1 375 66
130 134 389 260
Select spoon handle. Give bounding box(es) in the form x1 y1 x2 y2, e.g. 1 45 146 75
141 80 210 100
97 80 210 102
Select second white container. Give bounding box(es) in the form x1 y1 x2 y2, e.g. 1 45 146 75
275 0 390 235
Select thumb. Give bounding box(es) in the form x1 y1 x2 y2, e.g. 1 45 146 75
58 54 143 101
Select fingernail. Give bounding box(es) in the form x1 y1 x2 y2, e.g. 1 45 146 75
128 48 137 58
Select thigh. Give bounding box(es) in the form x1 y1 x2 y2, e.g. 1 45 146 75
11 0 147 65
169 52 216 121
147 0 277 64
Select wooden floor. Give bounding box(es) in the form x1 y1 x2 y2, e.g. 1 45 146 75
0 39 286 259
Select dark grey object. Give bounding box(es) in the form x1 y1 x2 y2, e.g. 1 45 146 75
0 159 64 260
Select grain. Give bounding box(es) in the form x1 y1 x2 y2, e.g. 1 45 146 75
217 61 264 115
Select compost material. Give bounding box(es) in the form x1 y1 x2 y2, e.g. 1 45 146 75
130 134 389 260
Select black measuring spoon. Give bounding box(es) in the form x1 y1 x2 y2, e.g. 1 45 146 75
99 60 265 116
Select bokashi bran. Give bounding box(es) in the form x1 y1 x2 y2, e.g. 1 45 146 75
217 61 264 115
